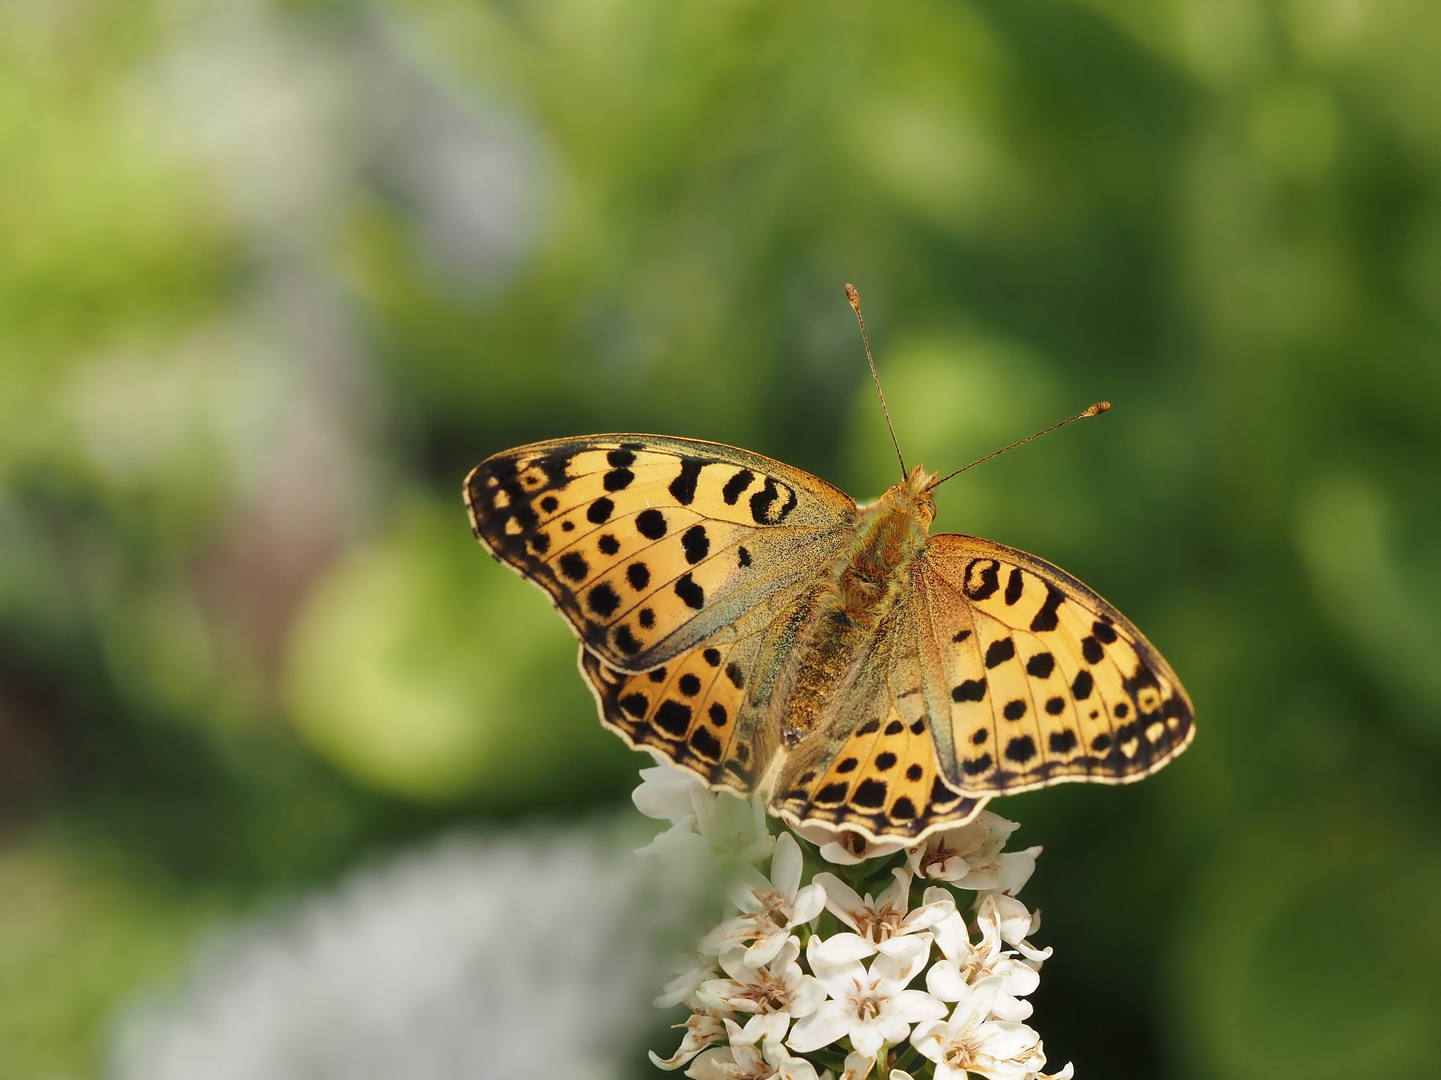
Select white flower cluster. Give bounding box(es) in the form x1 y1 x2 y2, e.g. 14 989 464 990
633 761 1075 1080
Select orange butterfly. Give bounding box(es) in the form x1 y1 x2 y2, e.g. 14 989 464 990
465 288 1193 846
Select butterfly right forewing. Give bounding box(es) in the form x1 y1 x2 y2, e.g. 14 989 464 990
921 534 1195 795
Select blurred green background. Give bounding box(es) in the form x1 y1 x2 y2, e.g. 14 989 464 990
2 0 1440 1077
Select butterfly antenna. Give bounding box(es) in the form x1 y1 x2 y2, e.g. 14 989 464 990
846 284 907 480
927 401 1111 492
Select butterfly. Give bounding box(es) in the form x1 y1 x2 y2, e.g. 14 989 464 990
464 296 1194 848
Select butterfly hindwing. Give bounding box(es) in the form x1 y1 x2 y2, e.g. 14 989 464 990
770 627 987 843
921 534 1195 794
466 435 855 671
582 631 768 792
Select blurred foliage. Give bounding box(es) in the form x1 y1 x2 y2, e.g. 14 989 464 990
1 0 1440 1077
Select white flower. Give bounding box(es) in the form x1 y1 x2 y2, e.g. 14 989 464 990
809 872 955 965
686 1020 821 1080
787 934 946 1057
908 813 1039 896
909 979 1045 1080
925 908 1038 1022
634 760 708 824
697 938 826 1052
978 894 1052 965
635 759 774 866
697 791 777 866
703 832 827 967
651 1011 729 1071
792 822 908 866
656 951 722 1008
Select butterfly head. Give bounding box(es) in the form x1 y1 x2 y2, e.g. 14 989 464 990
886 463 938 528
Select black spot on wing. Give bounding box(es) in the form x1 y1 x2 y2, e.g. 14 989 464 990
890 797 917 820
857 718 881 736
885 720 904 735
587 582 621 617
1025 652 1055 679
738 546 752 568
607 448 636 467
702 648 721 667
636 509 667 540
1030 584 1064 632
963 559 1000 600
668 458 705 505
1003 699 1027 721
1071 670 1094 700
852 779 887 808
678 673 701 697
963 754 993 775
1004 735 1036 764
953 629 972 643
984 638 1016 668
1049 729 1078 753
722 468 754 505
689 725 722 760
681 525 709 565
603 467 634 491
952 678 987 702
597 534 620 555
1081 636 1105 664
749 477 797 525
930 776 964 808
674 573 705 609
620 693 648 717
558 552 589 581
626 563 650 590
654 700 691 736
587 498 614 524
613 624 642 655
725 663 744 689
1004 567 1024 605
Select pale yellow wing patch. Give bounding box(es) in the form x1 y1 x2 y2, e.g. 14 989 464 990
920 534 1194 795
465 435 855 671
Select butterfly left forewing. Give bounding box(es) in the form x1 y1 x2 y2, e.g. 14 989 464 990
465 435 855 671
920 534 1195 795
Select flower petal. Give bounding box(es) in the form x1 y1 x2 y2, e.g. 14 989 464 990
976 1019 1042 1060
925 960 969 1002
871 936 930 991
809 931 877 965
848 1018 887 1057
791 882 828 926
787 1000 854 1053
771 831 804 900
811 872 866 930
744 929 791 969
788 974 827 1018
890 988 948 1023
